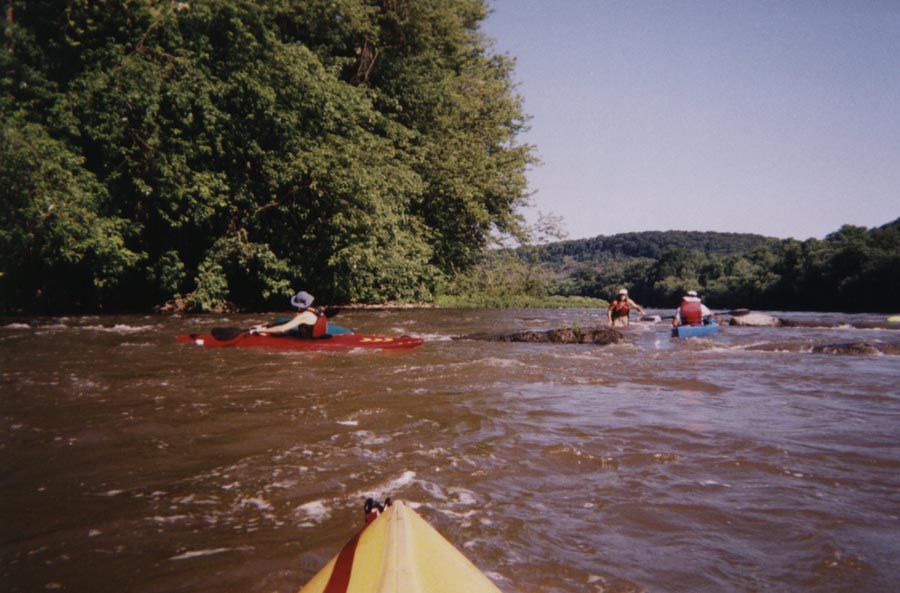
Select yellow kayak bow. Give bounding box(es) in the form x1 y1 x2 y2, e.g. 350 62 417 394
298 501 505 593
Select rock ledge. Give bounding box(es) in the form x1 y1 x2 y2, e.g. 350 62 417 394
457 326 624 345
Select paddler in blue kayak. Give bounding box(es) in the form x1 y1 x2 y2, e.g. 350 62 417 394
251 291 328 338
672 290 715 327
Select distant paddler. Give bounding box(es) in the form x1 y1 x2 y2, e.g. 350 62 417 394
607 288 646 328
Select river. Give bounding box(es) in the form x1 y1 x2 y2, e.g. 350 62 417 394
2 309 899 593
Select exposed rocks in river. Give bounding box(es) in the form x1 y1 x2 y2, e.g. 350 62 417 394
456 326 624 345
726 312 900 331
728 312 783 327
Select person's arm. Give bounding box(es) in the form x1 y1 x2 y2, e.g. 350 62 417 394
259 311 317 334
630 299 645 316
672 309 681 327
607 303 614 325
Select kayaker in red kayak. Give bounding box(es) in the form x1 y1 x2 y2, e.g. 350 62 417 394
673 290 715 327
251 291 328 338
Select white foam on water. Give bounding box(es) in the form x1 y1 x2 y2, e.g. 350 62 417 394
415 478 447 501
173 494 221 505
352 430 391 446
82 324 155 333
239 496 273 511
481 357 529 368
437 507 479 521
295 500 331 525
151 515 190 524
336 420 358 426
384 470 418 492
484 571 509 583
33 324 69 333
446 487 479 506
414 332 452 341
2 323 30 330
351 470 418 502
169 547 232 561
699 480 731 488
268 480 297 490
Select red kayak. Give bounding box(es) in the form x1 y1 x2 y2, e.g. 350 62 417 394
176 329 423 351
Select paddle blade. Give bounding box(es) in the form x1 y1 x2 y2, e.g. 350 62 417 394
210 327 247 341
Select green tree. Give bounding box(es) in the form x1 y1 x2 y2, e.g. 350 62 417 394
0 118 140 310
1 0 534 312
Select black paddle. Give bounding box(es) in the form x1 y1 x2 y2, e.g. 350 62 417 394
210 307 342 341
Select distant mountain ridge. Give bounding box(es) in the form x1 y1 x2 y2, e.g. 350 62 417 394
510 219 900 311
530 230 777 263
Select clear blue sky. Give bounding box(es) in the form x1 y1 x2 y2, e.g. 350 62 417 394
481 0 900 241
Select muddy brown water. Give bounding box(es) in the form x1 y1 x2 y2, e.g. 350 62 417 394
2 309 899 593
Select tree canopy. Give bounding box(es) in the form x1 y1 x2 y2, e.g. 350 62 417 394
1 0 534 312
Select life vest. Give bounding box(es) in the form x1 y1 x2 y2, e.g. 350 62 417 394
610 300 630 319
295 311 328 338
275 308 329 339
680 298 703 325
312 312 328 338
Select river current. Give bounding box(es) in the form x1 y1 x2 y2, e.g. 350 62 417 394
2 309 899 593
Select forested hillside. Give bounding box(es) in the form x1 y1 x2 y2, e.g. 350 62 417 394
1 0 534 312
528 220 900 313
534 230 774 263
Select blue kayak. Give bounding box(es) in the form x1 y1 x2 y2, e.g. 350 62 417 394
672 320 720 339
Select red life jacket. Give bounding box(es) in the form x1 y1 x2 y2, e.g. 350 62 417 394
312 313 328 338
611 300 630 319
294 311 328 338
680 299 703 325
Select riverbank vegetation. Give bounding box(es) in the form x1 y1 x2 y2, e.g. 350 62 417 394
3 3 896 314
2 0 534 313
519 219 900 313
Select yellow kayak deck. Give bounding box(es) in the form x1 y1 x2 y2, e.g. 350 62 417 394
298 501 504 593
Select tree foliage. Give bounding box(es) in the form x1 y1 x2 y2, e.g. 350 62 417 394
1 0 534 312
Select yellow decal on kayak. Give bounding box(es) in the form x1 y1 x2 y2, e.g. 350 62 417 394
360 337 394 343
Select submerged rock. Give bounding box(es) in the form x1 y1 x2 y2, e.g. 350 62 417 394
457 326 624 345
812 341 895 356
778 318 834 328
